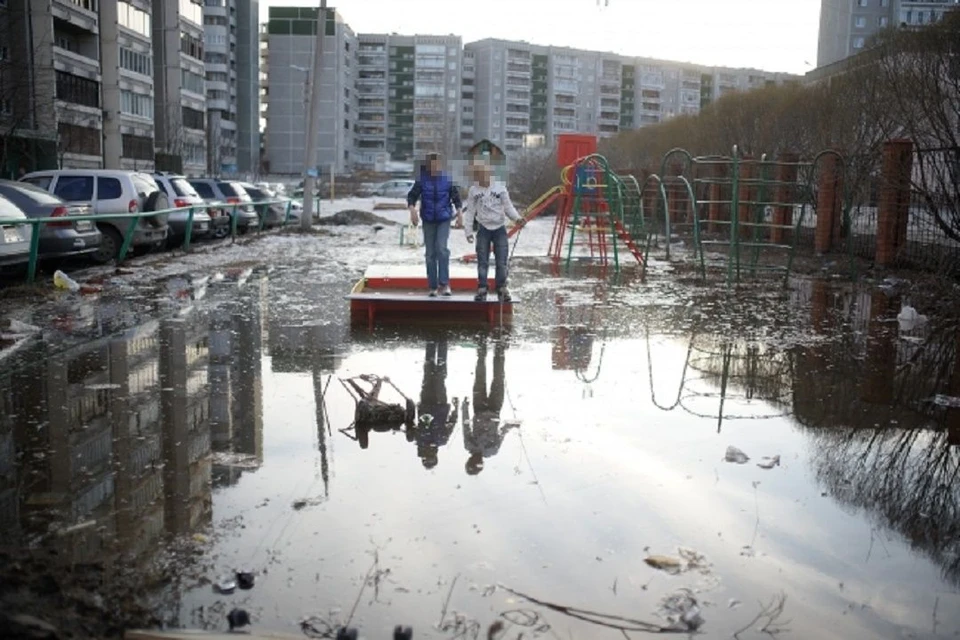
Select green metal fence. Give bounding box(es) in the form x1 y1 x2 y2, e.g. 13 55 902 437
0 198 298 284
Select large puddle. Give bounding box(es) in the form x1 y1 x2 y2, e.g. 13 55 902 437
2 255 959 639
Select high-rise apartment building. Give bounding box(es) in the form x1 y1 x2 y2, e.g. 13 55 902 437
153 0 207 176
0 0 160 173
352 34 461 168
817 0 959 68
202 0 237 174
261 6 355 175
234 0 260 175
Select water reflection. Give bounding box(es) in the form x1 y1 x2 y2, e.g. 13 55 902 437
414 338 458 469
463 335 512 475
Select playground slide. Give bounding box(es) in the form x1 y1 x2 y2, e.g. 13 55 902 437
460 186 564 263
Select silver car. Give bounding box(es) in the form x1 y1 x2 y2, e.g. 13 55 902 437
20 170 170 263
373 179 416 198
0 180 101 260
0 194 33 268
152 173 212 244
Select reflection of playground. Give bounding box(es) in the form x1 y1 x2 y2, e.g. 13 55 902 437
646 328 794 432
551 282 610 396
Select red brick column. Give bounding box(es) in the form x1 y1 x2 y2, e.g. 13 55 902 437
815 154 843 253
737 159 754 240
876 139 913 267
771 153 799 245
707 163 726 234
861 290 897 405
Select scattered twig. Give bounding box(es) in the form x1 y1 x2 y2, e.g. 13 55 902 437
517 429 548 505
732 592 790 639
345 551 380 628
439 573 460 630
498 585 671 634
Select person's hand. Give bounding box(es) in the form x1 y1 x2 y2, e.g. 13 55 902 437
455 211 463 229
409 207 419 226
466 234 475 243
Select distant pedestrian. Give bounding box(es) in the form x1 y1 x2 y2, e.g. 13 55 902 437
407 153 463 297
463 160 523 302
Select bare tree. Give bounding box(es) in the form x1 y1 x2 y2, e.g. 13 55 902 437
508 147 557 207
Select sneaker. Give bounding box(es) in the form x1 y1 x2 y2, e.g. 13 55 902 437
497 287 512 302
428 289 438 297
474 287 488 302
440 285 452 297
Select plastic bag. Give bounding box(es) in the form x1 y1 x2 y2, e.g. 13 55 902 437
53 270 80 292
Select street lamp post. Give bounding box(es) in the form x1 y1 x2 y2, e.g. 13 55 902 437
300 0 326 231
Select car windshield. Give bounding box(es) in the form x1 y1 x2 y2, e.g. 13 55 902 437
219 182 250 199
131 173 159 196
0 182 62 206
170 178 200 198
0 194 25 219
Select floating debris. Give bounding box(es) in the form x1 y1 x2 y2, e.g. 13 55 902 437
724 446 750 464
227 608 251 631
657 588 704 632
757 455 781 470
214 576 237 594
236 570 255 590
644 548 710 575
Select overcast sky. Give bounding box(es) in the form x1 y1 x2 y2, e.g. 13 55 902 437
260 0 821 74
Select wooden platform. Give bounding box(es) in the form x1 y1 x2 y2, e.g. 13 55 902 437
347 265 514 329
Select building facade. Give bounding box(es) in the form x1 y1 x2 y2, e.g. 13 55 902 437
234 0 259 175
261 5 354 175
817 0 959 68
202 0 237 174
153 0 207 176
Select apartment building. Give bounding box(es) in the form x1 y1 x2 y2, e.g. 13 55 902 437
817 0 959 67
466 39 793 150
0 0 158 173
202 0 237 174
234 0 259 174
352 34 462 168
261 6 355 175
153 0 207 176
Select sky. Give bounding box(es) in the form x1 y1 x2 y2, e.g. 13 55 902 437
259 0 822 74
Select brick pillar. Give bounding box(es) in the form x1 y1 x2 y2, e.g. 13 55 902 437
771 153 799 245
737 159 754 240
815 154 843 253
861 290 897 405
876 139 913 267
707 163 726 234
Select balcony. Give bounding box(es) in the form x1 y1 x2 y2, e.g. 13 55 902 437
52 0 99 35
599 111 619 122
53 47 101 79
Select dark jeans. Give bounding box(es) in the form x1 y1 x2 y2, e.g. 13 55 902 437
476 225 509 291
422 220 451 290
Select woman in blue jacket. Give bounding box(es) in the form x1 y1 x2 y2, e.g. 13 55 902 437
407 153 463 296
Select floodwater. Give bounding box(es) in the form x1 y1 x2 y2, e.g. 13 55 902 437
2 241 960 639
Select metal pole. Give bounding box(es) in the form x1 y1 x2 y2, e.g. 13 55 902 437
300 0 326 231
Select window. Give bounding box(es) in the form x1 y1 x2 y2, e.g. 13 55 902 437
180 0 202 24
181 32 203 60
119 47 152 76
191 181 214 198
879 16 888 27
880 0 888 6
204 15 227 26
853 37 865 49
118 1 151 37
56 71 100 108
181 68 205 94
0 99 12 116
449 61 457 70
122 135 153 160
170 178 199 197
97 177 123 200
120 90 154 118
855 16 866 28
65 0 97 8
182 106 204 129
54 175 94 201
858 0 867 6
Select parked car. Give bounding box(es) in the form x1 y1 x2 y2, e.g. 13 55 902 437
152 173 212 245
372 179 416 198
0 180 101 261
188 179 259 234
20 170 169 263
239 183 297 227
0 194 33 268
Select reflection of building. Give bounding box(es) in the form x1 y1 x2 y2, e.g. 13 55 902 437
109 321 165 558
160 316 212 536
209 274 267 487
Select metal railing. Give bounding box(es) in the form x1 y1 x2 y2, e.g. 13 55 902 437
0 198 298 284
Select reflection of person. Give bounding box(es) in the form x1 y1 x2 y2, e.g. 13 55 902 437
407 153 463 297
464 337 516 475
463 161 523 302
416 339 458 469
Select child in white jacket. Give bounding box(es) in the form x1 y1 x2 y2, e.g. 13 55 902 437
463 162 524 301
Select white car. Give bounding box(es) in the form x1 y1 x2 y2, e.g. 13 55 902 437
373 179 415 198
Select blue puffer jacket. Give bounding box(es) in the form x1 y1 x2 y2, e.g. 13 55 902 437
407 170 462 223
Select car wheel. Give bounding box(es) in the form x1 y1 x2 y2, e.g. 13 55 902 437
92 225 122 264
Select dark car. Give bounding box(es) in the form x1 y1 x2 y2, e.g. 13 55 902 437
0 180 101 260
